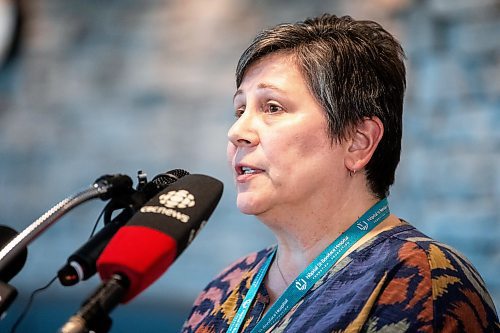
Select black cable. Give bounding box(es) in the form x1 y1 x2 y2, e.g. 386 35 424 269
8 207 107 333
9 276 57 333
88 207 106 239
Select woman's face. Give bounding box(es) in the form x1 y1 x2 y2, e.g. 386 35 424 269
227 52 347 220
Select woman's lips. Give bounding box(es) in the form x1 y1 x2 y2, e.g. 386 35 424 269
235 164 264 182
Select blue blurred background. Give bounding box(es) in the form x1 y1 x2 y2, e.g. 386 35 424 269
0 0 499 332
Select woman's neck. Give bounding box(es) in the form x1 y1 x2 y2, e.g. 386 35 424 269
266 190 379 265
261 192 400 306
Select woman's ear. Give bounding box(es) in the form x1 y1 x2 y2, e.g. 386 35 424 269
345 116 384 173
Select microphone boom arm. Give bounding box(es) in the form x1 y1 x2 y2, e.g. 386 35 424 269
0 176 130 275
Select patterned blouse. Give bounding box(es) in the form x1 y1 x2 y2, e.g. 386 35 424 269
182 223 499 332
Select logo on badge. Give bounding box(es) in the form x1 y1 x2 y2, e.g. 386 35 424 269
295 278 307 291
356 221 368 231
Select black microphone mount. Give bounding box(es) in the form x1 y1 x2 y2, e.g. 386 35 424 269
57 169 190 286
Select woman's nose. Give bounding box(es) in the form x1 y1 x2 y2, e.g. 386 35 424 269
227 111 259 147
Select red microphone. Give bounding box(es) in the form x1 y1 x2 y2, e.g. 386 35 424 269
59 174 223 333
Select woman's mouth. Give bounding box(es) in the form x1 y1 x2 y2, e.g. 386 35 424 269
241 166 259 175
236 164 264 181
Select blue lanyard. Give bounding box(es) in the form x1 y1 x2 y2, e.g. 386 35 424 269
227 198 390 333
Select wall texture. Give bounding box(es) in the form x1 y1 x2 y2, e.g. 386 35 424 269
0 0 498 332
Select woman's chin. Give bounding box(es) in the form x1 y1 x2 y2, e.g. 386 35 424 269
236 202 261 215
236 194 267 216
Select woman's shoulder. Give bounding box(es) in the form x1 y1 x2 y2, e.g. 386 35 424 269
374 221 499 331
373 221 472 263
379 222 490 294
385 222 483 278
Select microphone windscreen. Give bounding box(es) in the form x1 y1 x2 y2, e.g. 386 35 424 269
96 174 223 302
140 168 190 200
0 225 28 282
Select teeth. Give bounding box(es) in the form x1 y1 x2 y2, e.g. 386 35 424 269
241 166 257 174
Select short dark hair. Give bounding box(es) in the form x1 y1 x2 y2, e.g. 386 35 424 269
236 14 406 199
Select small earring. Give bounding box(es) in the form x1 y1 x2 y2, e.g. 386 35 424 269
349 169 356 177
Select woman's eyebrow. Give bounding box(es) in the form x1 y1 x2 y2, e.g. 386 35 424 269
256 83 285 94
233 83 285 101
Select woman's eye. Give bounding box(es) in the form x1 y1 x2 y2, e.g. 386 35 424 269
265 103 283 114
234 107 245 118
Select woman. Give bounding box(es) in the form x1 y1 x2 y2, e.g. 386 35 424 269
183 14 499 332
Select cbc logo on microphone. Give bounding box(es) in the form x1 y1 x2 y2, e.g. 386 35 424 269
140 189 195 223
159 190 195 209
